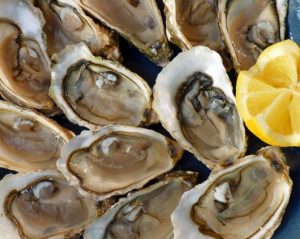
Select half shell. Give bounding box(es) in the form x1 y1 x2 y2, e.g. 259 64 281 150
57 125 183 201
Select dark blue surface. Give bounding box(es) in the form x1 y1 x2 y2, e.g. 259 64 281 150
0 1 300 238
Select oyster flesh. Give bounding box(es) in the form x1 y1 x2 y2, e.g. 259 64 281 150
50 43 155 130
0 100 73 172
218 0 288 71
73 0 172 65
172 147 292 239
0 171 98 239
34 0 120 60
57 125 183 201
163 0 231 69
0 0 55 113
84 171 198 239
153 46 246 169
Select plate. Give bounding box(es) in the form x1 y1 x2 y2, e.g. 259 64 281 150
0 1 300 238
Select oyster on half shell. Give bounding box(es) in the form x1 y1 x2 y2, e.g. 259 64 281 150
218 0 288 71
0 0 56 113
73 0 172 65
0 100 73 172
153 46 246 169
0 171 98 239
34 0 120 60
84 171 198 239
50 43 156 130
172 147 292 239
57 125 183 201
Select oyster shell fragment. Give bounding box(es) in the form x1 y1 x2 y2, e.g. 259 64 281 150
73 0 172 65
51 43 155 130
172 147 292 239
153 46 246 169
34 0 120 60
84 171 198 239
0 171 98 239
0 0 55 113
219 0 288 71
0 100 73 172
57 125 183 201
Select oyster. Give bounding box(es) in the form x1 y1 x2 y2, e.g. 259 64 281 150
34 0 120 60
0 0 55 113
0 171 98 239
0 100 73 172
218 0 288 71
153 46 246 169
84 171 198 239
73 0 172 65
172 146 292 239
163 0 231 69
57 125 183 201
50 43 156 130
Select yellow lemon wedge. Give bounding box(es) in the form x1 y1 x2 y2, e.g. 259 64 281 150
236 40 300 146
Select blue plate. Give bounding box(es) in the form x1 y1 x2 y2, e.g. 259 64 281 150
1 1 300 238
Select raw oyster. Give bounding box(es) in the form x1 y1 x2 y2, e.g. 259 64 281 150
163 0 231 69
0 100 73 172
84 171 198 239
50 43 156 130
57 125 183 201
0 171 98 239
0 0 55 113
219 0 288 71
34 0 120 60
153 46 246 169
172 146 292 239
73 0 172 65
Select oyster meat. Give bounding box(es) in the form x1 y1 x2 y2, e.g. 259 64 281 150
57 125 183 200
84 171 198 239
73 0 172 65
34 0 120 60
51 43 155 130
0 171 98 239
163 0 231 69
153 46 246 169
218 0 288 71
0 0 55 113
0 100 73 172
172 147 292 239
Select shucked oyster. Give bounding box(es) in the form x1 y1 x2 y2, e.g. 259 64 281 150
153 46 246 169
0 0 55 113
0 171 98 239
163 0 231 69
84 171 198 239
0 100 73 172
50 43 155 130
34 0 120 60
57 125 183 201
73 0 172 65
218 0 288 71
172 147 292 239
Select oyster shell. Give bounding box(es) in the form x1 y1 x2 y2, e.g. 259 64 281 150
34 0 120 60
218 0 288 71
171 146 292 239
0 0 56 113
163 0 231 70
153 46 246 169
84 171 198 239
0 171 98 239
57 125 183 201
50 43 156 130
73 0 172 65
0 100 73 172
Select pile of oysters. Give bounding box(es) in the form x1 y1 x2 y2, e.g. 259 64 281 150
0 0 293 239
